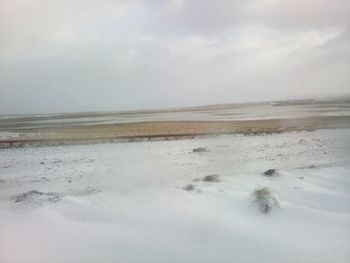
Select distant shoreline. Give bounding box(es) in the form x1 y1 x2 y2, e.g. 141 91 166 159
1 96 350 121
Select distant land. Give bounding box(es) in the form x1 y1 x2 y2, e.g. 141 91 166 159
1 97 350 147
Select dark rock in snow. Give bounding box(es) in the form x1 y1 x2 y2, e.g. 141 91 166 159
183 184 195 191
263 169 278 177
203 174 220 182
253 187 279 214
192 147 209 153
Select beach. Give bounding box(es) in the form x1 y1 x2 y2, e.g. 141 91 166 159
1 99 350 147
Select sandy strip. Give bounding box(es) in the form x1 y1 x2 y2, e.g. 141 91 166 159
1 116 350 147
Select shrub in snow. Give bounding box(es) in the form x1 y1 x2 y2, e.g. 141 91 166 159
253 187 279 214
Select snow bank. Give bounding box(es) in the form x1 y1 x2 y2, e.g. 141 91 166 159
0 129 350 263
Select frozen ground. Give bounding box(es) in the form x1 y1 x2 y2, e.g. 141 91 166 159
0 129 350 263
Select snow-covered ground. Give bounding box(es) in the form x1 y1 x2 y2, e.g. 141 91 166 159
1 129 350 263
0 131 40 140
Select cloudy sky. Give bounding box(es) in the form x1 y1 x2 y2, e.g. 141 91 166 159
0 0 349 114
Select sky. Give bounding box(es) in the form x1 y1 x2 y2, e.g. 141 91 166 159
0 0 349 114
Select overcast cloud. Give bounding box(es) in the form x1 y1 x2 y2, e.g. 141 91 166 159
0 0 349 114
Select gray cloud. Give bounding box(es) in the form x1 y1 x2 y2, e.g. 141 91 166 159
0 0 349 114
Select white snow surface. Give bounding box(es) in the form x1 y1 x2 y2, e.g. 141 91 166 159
1 129 350 263
0 131 40 140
